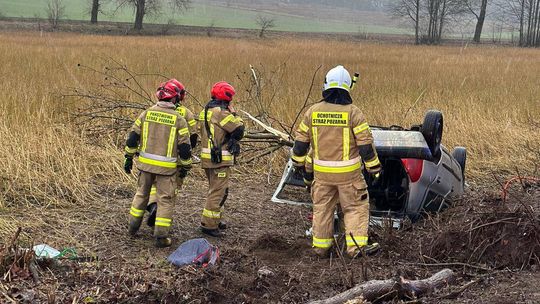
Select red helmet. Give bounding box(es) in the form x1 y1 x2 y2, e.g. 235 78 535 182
155 82 178 101
211 81 235 102
168 78 186 101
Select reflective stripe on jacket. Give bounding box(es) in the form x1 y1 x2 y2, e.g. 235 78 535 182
199 106 244 169
129 103 191 175
293 101 380 184
176 105 198 135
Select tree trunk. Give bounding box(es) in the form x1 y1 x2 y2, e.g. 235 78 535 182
520 0 526 45
428 0 435 42
527 0 534 45
536 1 540 46
307 269 456 304
438 0 447 43
134 0 146 31
473 0 488 43
90 0 99 24
432 0 441 43
415 0 420 44
533 0 540 45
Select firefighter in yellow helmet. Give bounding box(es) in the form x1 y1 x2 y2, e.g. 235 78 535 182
199 81 244 237
124 81 192 248
146 79 198 227
292 65 381 258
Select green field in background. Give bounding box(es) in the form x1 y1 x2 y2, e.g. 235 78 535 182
0 0 406 34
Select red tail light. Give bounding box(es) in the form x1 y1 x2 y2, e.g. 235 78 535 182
401 158 424 183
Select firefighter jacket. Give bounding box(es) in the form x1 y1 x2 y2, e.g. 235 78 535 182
176 105 197 135
199 100 244 169
125 102 192 175
292 101 381 184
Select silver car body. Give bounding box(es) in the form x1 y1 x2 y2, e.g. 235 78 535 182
271 129 465 228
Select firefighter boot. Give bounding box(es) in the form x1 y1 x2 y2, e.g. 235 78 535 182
146 203 157 227
128 217 143 236
155 237 172 248
201 227 222 237
312 247 331 259
349 243 381 258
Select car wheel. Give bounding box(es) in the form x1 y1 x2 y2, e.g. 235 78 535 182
421 110 443 159
452 146 466 180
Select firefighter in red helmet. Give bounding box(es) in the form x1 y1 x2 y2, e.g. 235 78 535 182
124 81 192 248
146 79 199 227
199 81 244 237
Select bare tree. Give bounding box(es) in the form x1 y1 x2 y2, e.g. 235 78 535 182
116 0 191 31
90 0 100 24
497 0 540 46
46 0 65 29
255 15 276 38
390 0 466 44
390 0 421 44
464 0 489 42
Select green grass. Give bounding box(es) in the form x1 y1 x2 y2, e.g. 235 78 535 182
0 0 406 34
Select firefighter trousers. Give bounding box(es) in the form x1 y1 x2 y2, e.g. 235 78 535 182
129 170 176 238
149 175 184 204
311 179 370 257
200 167 230 230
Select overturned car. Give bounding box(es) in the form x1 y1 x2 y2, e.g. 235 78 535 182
271 110 466 228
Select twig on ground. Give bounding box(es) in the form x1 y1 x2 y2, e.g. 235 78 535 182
400 262 491 271
437 269 509 299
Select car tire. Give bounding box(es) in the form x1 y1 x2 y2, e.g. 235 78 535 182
421 110 443 159
452 146 466 180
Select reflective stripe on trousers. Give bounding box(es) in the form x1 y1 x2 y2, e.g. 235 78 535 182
346 235 368 247
312 236 333 248
202 208 221 219
130 206 144 218
155 217 172 227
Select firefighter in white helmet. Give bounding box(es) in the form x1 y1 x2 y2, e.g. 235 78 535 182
292 65 381 258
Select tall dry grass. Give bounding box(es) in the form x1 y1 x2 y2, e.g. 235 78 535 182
0 32 539 210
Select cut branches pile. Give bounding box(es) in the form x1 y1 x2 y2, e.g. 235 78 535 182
68 59 322 168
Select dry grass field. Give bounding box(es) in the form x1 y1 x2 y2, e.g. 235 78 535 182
0 32 539 303
1 32 538 210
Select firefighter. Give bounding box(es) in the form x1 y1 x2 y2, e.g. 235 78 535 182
292 65 381 258
146 79 199 227
199 81 244 237
124 81 192 248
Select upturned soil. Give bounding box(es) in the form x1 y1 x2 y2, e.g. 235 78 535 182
1 169 539 303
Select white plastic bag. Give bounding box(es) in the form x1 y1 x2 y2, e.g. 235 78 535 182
33 244 61 258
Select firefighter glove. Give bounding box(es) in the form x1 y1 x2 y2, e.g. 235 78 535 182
303 171 314 187
227 139 241 156
124 155 133 174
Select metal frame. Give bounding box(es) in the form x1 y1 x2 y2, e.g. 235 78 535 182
271 159 312 206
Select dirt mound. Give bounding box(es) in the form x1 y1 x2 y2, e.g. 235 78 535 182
2 176 539 303
374 182 540 272
250 233 304 251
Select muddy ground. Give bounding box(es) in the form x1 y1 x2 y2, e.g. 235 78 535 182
1 168 539 303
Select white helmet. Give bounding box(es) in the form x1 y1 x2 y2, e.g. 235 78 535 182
323 65 352 92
